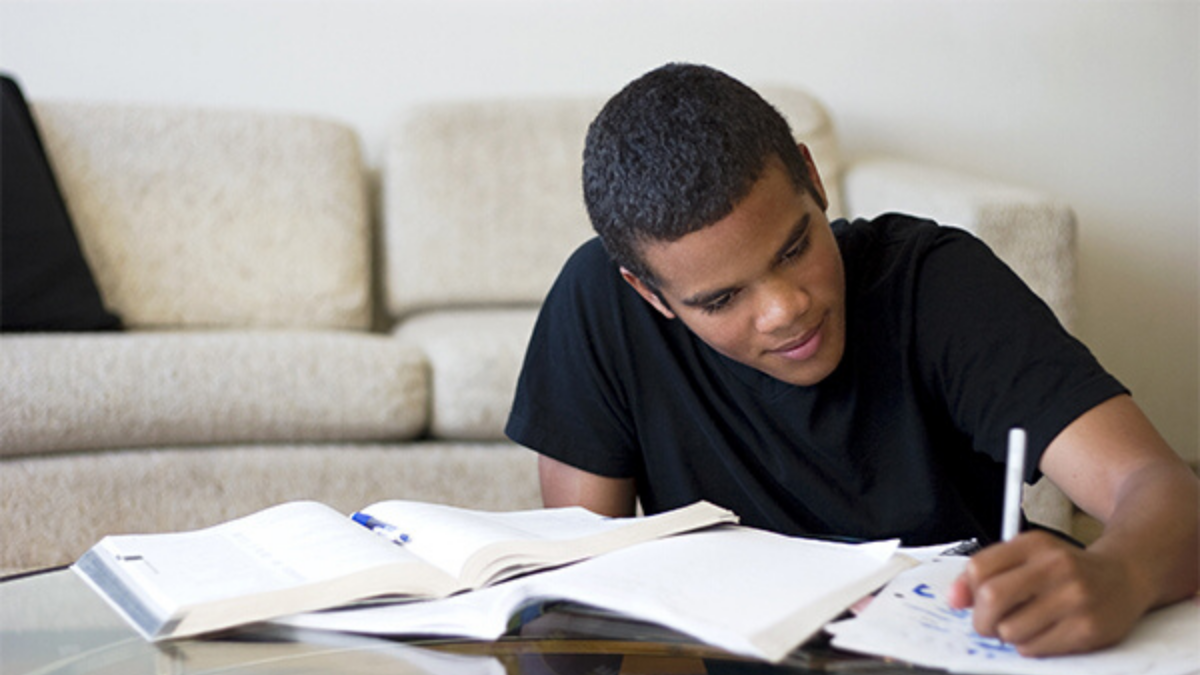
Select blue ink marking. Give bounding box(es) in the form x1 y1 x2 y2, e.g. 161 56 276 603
968 635 1019 659
913 583 936 598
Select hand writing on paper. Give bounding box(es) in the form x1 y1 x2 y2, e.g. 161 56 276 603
946 531 1150 657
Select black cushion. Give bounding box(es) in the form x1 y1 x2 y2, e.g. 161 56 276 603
1 73 121 331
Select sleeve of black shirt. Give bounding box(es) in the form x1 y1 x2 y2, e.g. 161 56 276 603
911 227 1129 482
505 238 642 478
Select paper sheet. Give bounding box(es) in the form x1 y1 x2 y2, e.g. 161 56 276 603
279 526 914 662
826 556 1200 675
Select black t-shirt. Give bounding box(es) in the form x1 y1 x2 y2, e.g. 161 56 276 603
506 214 1127 545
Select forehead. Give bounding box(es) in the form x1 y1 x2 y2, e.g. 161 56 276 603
638 162 813 294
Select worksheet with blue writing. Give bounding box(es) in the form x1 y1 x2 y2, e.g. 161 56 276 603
826 556 1200 675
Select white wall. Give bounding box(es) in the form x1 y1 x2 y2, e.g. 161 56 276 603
2 0 1196 462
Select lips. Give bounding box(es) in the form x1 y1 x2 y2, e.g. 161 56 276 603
769 318 824 362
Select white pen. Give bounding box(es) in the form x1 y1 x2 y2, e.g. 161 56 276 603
1002 428 1027 542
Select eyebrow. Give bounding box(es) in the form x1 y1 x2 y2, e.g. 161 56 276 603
680 214 812 309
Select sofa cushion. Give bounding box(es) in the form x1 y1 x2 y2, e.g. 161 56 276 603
30 102 371 329
0 443 541 573
383 98 602 319
394 308 539 440
382 89 842 320
0 332 428 456
0 75 121 331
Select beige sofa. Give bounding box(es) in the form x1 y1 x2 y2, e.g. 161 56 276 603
0 89 1079 574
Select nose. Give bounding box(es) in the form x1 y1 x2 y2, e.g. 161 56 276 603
754 278 810 335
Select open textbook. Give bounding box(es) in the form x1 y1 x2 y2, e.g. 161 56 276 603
276 525 918 663
826 555 1200 675
72 499 735 641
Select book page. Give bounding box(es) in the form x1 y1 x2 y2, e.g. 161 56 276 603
360 501 604 580
512 525 910 660
75 501 462 639
284 582 534 641
277 525 912 662
359 500 735 586
461 501 740 586
827 557 1200 675
86 503 402 609
99 502 423 608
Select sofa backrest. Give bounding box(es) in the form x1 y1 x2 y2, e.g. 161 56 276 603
33 102 372 330
382 87 842 321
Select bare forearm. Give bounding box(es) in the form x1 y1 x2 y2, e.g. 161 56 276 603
952 396 1200 656
1043 395 1200 611
1088 460 1199 610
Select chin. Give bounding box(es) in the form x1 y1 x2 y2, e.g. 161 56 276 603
775 366 836 387
768 351 844 387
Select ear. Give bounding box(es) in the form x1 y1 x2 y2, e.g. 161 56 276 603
619 267 676 320
797 143 830 212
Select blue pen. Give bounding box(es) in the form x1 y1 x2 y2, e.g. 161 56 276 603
351 512 411 545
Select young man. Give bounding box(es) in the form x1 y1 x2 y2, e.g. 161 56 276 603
505 63 1198 657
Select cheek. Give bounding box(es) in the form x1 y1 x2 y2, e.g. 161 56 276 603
686 314 757 359
803 244 845 303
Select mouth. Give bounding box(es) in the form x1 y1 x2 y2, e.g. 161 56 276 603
768 318 825 362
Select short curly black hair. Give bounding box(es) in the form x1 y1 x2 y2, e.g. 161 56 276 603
582 63 819 286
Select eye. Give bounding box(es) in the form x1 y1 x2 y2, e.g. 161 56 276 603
701 292 738 315
780 233 811 264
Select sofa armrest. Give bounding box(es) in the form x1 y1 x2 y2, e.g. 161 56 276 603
842 158 1077 331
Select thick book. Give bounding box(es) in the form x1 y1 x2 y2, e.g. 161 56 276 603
72 499 736 641
277 525 918 662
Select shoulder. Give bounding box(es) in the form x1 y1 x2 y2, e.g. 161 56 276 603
556 237 618 286
544 237 630 312
839 213 1051 325
835 213 987 299
564 236 615 270
556 237 644 297
835 212 976 258
539 236 673 347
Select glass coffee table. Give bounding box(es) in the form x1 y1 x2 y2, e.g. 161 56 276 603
1 567 944 674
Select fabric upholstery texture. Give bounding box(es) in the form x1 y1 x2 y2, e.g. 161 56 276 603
384 97 602 319
0 443 540 574
32 102 371 330
395 308 539 440
0 75 121 331
0 332 428 456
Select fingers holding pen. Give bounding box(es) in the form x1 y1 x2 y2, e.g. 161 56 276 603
949 531 1145 656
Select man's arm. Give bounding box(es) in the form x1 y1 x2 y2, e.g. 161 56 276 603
948 394 1199 656
539 454 638 517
